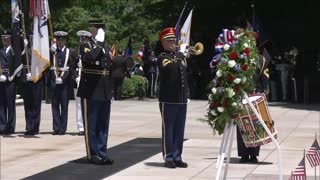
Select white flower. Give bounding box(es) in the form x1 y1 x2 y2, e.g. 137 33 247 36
223 44 230 51
217 107 224 112
208 94 213 100
210 110 217 116
231 102 237 107
228 90 235 98
243 43 249 48
250 59 255 64
211 87 217 94
233 78 241 84
216 70 222 77
242 76 247 83
228 60 236 68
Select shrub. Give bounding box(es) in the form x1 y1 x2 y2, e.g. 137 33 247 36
121 75 148 98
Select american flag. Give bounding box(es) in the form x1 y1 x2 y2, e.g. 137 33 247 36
289 156 306 180
306 139 320 167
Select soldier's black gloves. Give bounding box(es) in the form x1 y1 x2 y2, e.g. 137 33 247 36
175 52 185 61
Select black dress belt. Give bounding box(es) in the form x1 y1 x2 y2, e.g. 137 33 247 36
83 68 110 76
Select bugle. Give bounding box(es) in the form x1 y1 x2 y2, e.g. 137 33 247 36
188 42 204 55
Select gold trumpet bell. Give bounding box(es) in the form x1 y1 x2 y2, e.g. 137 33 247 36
189 42 204 55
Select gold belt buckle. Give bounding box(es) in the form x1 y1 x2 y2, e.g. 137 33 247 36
102 69 107 76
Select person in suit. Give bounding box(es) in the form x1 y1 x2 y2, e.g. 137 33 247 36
157 27 189 168
236 53 269 163
77 19 114 165
70 30 92 136
20 34 44 135
111 50 128 100
0 30 22 135
49 31 71 135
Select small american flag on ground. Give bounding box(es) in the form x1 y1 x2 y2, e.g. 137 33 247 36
306 139 320 168
289 155 306 180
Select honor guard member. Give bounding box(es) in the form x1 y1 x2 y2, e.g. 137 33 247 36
21 34 44 135
77 20 114 165
49 31 71 135
0 30 22 135
70 30 92 136
236 53 270 163
145 50 158 98
157 27 189 168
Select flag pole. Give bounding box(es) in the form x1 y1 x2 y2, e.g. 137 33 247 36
251 1 255 31
18 0 30 74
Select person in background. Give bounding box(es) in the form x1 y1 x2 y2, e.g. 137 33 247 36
21 33 44 135
111 50 128 100
145 50 158 98
49 31 71 135
70 30 92 136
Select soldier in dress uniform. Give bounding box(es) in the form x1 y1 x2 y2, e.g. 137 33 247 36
0 30 22 135
70 30 92 136
236 54 269 163
145 50 158 98
157 27 189 168
21 34 44 135
77 20 114 165
49 31 71 135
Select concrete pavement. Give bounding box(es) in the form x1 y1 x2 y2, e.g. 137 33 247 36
1 99 320 179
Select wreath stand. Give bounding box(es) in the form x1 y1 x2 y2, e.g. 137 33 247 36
215 92 283 180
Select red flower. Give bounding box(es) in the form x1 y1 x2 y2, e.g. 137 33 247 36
241 64 248 71
243 47 250 55
222 100 228 107
253 32 259 39
226 74 234 81
234 85 240 92
210 101 218 108
229 51 238 59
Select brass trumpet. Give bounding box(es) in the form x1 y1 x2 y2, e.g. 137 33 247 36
175 40 204 56
188 42 204 55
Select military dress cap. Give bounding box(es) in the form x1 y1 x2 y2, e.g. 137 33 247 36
159 27 176 41
1 30 11 38
89 19 106 29
54 31 68 39
77 30 92 37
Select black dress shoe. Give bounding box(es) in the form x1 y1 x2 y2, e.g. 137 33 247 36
164 161 176 168
59 130 66 135
24 131 34 135
175 160 188 168
239 155 250 163
101 158 114 165
78 131 84 136
90 156 113 165
250 156 259 163
52 130 59 135
3 130 14 135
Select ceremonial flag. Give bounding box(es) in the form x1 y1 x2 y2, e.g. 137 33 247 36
306 139 320 168
136 39 149 61
9 0 23 81
30 0 50 82
179 9 193 45
289 155 306 180
124 37 132 58
175 2 187 43
111 44 116 57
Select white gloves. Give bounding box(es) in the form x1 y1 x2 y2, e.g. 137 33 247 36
24 39 28 47
55 77 63 84
0 75 7 82
51 43 57 52
187 98 191 104
26 73 32 81
179 43 190 57
95 28 105 42
76 76 80 84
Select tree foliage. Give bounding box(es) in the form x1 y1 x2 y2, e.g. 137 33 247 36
0 0 187 56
